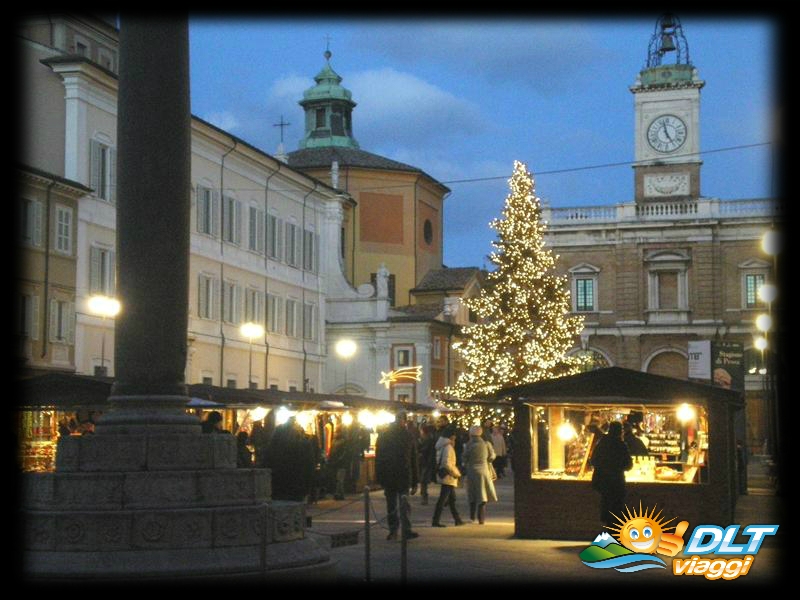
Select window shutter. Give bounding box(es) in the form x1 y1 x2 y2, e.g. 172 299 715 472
276 218 284 262
212 191 220 237
234 200 242 245
314 233 320 274
233 284 241 324
212 278 220 320
196 187 206 233
90 247 101 294
109 251 117 295
30 295 40 341
284 222 292 265
108 148 117 204
66 302 76 344
257 210 265 254
90 140 101 195
49 299 58 342
198 277 207 318
32 201 43 247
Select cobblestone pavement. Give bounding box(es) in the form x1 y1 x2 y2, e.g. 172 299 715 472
306 457 786 588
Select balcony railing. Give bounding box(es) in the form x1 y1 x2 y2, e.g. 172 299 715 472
542 198 779 225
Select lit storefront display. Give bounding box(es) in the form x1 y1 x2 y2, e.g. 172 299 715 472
502 367 743 541
530 403 708 484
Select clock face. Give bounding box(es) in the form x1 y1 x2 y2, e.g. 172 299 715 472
647 115 687 153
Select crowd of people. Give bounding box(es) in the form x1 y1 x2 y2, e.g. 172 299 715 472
196 408 517 538
375 412 513 539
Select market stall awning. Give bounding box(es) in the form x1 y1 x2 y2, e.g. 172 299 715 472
17 373 443 414
494 366 744 408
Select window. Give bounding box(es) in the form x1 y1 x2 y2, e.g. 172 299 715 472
90 139 116 202
285 299 298 337
744 273 766 309
433 337 441 361
49 299 74 344
370 272 396 306
573 349 610 372
303 302 316 341
21 199 42 247
267 293 282 333
197 274 217 320
222 196 241 244
569 264 599 313
98 47 115 71
395 347 412 368
17 293 39 340
576 279 595 312
285 222 300 267
89 246 116 295
645 250 689 323
222 281 241 324
248 206 265 253
244 288 263 324
340 226 346 259
202 376 213 385
393 384 414 404
266 214 283 260
744 347 767 375
196 186 218 236
423 219 433 245
54 205 72 255
303 230 318 272
226 378 237 389
315 108 326 129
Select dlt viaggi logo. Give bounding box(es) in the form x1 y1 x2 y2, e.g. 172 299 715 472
579 503 778 579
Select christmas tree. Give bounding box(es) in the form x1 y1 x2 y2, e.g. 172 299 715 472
445 160 586 399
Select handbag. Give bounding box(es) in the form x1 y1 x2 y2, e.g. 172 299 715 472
436 448 448 482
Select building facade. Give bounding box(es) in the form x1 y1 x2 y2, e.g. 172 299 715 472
17 15 352 395
287 52 481 404
541 16 780 455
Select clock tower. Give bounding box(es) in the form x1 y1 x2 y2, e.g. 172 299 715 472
631 14 705 202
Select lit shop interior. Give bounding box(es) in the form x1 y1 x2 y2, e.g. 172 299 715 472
529 402 708 484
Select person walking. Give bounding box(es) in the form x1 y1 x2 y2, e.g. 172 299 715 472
589 420 633 527
463 425 498 524
417 424 437 505
374 411 420 541
431 424 465 528
490 425 508 478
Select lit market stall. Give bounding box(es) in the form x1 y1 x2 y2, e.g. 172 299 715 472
499 367 744 541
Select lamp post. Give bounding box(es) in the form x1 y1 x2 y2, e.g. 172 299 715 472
240 322 265 389
87 295 121 377
335 338 357 394
760 228 781 463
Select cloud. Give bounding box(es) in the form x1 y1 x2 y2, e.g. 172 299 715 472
346 68 487 151
353 21 613 94
203 111 241 132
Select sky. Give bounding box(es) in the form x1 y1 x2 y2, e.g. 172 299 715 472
187 15 778 269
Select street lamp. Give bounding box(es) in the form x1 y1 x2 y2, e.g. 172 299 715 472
240 322 265 389
87 294 121 377
335 338 357 394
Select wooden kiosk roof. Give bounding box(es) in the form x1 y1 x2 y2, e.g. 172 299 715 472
495 366 744 407
17 373 439 414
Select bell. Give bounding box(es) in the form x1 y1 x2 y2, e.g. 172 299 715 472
659 33 676 53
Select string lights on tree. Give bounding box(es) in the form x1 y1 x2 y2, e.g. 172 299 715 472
443 160 587 402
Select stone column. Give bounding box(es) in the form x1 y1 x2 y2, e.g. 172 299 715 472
21 18 331 580
100 18 197 433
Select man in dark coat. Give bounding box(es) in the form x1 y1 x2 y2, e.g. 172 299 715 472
266 417 316 502
623 421 650 457
589 421 633 527
375 411 419 540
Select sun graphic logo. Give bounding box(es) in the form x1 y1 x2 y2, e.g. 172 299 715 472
580 503 688 573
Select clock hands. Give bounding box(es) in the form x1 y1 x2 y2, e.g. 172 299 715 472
661 121 673 142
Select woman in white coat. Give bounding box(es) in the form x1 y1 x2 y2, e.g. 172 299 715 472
463 425 498 524
431 425 465 527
